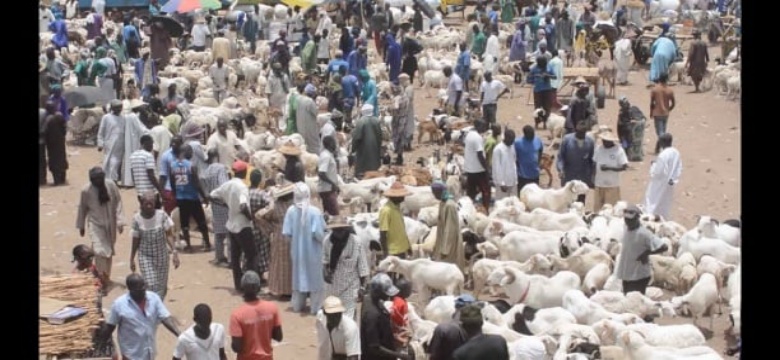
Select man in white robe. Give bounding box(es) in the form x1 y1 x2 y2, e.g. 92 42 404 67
614 37 633 85
643 133 682 220
120 104 150 186
97 100 149 185
484 30 501 76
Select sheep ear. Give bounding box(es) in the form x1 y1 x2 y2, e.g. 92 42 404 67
694 215 701 223
712 218 720 226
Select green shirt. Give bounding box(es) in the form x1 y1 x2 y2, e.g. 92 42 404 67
471 32 487 57
484 135 498 168
379 201 410 255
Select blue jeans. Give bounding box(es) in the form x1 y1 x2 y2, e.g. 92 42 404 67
654 116 668 153
654 116 668 138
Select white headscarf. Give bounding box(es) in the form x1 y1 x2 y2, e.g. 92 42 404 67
293 181 311 224
360 104 374 116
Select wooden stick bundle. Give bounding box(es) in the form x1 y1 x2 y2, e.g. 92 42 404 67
39 274 103 357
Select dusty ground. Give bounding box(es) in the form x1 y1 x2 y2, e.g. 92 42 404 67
39 21 739 360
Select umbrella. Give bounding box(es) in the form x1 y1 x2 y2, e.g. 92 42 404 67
150 16 186 37
412 0 437 19
63 86 115 109
161 0 222 14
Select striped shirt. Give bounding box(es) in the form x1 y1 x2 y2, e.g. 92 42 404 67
130 150 157 196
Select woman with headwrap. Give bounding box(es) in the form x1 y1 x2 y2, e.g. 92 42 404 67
76 166 126 294
648 35 677 83
282 182 327 314
129 191 179 300
296 83 321 154
49 18 69 51
359 70 379 117
248 169 272 278
256 183 295 298
48 85 70 121
430 181 466 272
266 62 291 112
322 216 370 320
500 0 516 23
352 104 382 178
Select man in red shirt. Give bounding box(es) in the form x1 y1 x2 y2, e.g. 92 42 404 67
230 271 283 360
390 279 412 347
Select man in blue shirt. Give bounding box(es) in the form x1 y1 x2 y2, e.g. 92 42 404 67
326 50 349 81
123 19 141 59
527 55 556 129
455 42 471 92
101 273 180 360
347 45 368 79
158 135 183 215
340 66 361 126
514 125 544 191
169 144 211 252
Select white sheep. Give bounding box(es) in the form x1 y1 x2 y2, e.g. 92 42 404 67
519 180 590 213
696 215 740 247
376 256 464 303
497 230 561 262
548 248 613 279
490 267 581 308
592 319 706 348
471 255 552 298
617 330 723 360
726 263 741 336
476 241 500 259
510 305 578 336
582 263 612 296
668 273 721 330
677 231 741 265
562 290 644 326
407 302 437 342
589 291 676 319
521 208 589 232
534 108 566 141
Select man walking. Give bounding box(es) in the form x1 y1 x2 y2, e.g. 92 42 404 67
614 205 668 295
643 133 682 219
102 274 180 359
352 104 383 178
444 66 464 116
492 129 518 199
479 72 509 124
130 135 164 206
649 73 675 154
379 182 413 260
170 144 211 251
686 29 709 92
283 182 327 314
230 271 283 360
454 43 471 93
209 57 229 104
77 167 125 293
464 121 491 211
173 304 227 360
592 131 628 212
209 160 259 292
318 136 341 216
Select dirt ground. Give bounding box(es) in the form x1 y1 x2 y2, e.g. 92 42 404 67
39 25 740 360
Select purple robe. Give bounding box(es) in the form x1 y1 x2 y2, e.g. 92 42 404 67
509 29 527 61
87 14 103 40
49 20 69 50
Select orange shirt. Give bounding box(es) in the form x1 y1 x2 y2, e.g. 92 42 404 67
229 300 281 360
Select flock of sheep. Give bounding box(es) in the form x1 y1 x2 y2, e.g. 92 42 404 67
41 4 741 358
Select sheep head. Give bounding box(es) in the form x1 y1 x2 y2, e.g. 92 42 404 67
499 268 518 287
566 180 590 196
376 256 399 273
654 301 677 318
559 232 584 258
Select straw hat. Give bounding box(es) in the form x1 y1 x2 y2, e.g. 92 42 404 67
384 181 412 198
278 140 302 156
322 296 346 314
273 184 295 199
327 215 352 229
599 131 619 142
572 76 588 86
127 99 147 110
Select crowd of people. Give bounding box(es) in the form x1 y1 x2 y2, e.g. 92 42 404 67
37 0 742 358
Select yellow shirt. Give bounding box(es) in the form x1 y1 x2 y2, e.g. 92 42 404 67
379 201 410 255
229 165 256 188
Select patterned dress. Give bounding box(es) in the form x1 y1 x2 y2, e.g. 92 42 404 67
201 163 230 235
257 197 294 296
131 210 174 300
322 234 370 320
249 188 272 274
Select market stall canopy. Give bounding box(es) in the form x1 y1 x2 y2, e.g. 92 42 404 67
150 15 186 37
162 0 223 14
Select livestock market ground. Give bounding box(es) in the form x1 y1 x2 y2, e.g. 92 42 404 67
39 21 740 360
